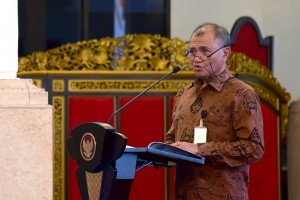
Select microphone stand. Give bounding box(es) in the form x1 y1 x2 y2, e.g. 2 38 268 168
107 67 180 124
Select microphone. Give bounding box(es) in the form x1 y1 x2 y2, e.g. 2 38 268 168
107 66 181 124
201 110 207 119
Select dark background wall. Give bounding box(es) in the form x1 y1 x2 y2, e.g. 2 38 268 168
18 0 170 57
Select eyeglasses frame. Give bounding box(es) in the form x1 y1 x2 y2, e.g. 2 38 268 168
186 45 229 61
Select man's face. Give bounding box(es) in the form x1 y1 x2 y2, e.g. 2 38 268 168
188 26 229 82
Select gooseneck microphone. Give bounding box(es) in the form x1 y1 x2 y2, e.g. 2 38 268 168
107 66 181 124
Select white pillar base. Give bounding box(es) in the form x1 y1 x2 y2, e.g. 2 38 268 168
0 79 53 200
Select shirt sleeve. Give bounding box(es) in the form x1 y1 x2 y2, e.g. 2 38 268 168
197 88 265 167
165 89 182 144
165 123 175 144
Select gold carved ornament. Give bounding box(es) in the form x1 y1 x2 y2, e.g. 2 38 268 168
17 33 290 100
18 34 191 72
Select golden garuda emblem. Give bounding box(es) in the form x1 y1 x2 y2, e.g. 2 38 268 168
80 132 96 161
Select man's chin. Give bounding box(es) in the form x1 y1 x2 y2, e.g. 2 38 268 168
194 71 208 78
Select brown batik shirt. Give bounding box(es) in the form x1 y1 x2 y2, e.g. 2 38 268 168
166 68 264 200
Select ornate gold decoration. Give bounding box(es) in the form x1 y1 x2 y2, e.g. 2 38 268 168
53 80 65 92
53 96 65 200
32 79 42 88
281 103 290 140
18 34 290 103
69 79 191 93
18 34 190 72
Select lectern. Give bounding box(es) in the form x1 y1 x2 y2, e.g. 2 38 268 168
67 122 205 200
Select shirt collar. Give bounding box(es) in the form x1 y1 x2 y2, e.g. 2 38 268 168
190 68 234 92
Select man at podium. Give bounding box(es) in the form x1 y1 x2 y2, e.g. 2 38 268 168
165 23 264 199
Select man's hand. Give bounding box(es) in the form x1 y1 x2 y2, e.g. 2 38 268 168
171 141 198 155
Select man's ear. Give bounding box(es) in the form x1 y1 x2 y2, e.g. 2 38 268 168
223 46 231 61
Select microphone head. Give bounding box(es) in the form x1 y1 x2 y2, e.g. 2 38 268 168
172 66 181 73
201 110 207 119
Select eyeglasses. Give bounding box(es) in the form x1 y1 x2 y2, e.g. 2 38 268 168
186 45 227 61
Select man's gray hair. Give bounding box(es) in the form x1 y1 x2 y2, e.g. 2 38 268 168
191 23 231 47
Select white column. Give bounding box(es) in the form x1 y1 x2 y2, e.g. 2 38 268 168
0 0 18 79
287 99 300 200
0 2 53 199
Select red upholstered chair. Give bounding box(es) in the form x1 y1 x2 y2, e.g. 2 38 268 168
229 16 290 200
230 16 273 69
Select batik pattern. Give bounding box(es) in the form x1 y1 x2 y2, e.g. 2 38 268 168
166 69 264 200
